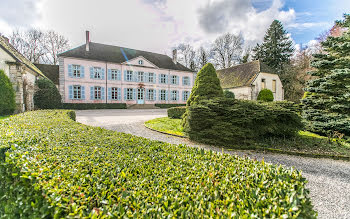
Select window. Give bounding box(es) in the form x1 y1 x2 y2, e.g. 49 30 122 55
160 74 167 84
126 70 133 81
272 80 276 93
111 87 119 100
111 70 118 80
183 76 190 86
126 88 133 100
73 65 81 77
171 90 178 101
94 67 102 79
73 85 81 99
138 71 144 82
160 90 167 101
183 91 190 101
261 79 266 89
148 73 155 83
139 60 143 65
94 86 102 99
147 89 154 100
171 75 178 84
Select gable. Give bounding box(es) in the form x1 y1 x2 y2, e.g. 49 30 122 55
122 56 158 68
0 46 16 63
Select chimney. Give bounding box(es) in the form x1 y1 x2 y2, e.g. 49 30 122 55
172 49 177 64
85 31 90 52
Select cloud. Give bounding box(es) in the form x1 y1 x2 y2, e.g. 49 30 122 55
287 22 331 30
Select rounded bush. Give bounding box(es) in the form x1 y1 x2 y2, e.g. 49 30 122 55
223 90 235 99
34 78 62 109
0 69 16 115
257 89 274 102
167 106 186 119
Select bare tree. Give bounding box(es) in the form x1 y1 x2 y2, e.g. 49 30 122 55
211 33 244 69
196 46 209 70
177 43 195 68
241 46 252 63
43 30 70 64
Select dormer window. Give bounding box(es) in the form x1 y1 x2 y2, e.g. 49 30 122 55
138 60 143 65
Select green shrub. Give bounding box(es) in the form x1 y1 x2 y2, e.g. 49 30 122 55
34 78 62 109
167 106 186 119
0 110 316 218
62 103 127 110
262 101 302 114
155 104 186 108
185 98 304 146
0 69 16 115
257 89 274 102
223 90 235 99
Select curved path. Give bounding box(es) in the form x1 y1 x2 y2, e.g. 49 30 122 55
76 109 350 219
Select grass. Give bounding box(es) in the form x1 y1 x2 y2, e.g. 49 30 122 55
0 115 9 120
145 117 350 158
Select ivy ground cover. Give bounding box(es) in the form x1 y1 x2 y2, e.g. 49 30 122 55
0 110 316 218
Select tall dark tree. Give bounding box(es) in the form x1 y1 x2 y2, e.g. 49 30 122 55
302 14 350 137
253 20 294 74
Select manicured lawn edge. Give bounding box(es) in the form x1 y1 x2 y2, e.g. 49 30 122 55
144 119 350 161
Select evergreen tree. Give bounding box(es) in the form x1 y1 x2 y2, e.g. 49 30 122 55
34 78 62 109
0 69 16 115
253 20 294 74
302 14 350 136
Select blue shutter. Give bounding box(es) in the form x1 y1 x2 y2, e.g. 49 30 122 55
145 89 149 100
176 91 179 101
81 86 85 100
108 69 112 80
182 77 185 86
153 89 156 101
101 68 105 80
101 87 105 100
80 66 85 78
90 67 94 79
117 70 121 80
159 74 161 84
188 77 191 86
124 70 127 81
132 88 136 100
108 87 112 100
68 65 73 77
124 88 127 100
90 87 94 100
176 76 179 85
182 91 185 101
165 75 169 84
153 73 156 83
133 71 138 82
165 90 168 101
145 72 149 83
158 90 161 101
117 88 121 100
68 85 73 99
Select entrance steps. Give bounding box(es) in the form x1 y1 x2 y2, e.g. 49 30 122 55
127 104 160 109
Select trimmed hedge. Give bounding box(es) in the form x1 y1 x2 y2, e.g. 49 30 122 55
223 90 235 99
257 89 274 102
262 101 302 114
0 110 316 218
34 78 62 109
62 103 127 110
155 104 186 108
167 106 186 119
185 98 304 146
0 69 16 115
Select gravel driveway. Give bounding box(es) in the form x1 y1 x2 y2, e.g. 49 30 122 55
76 109 350 219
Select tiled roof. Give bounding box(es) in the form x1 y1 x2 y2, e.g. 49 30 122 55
59 42 194 72
34 64 59 85
216 60 276 88
0 35 44 77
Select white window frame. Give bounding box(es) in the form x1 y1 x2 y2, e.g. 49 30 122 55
126 70 133 81
94 86 102 99
160 74 167 84
148 73 154 83
171 75 177 84
138 71 144 82
126 88 133 100
94 67 102 79
160 90 166 101
73 85 81 99
184 91 189 101
183 76 190 86
139 60 143 65
147 89 154 100
111 87 118 100
171 90 178 101
73 65 81 78
111 70 118 80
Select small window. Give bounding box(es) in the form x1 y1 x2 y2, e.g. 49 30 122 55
147 89 154 101
272 80 276 93
73 85 81 99
171 90 178 101
111 87 119 100
148 73 154 83
111 70 118 80
139 60 143 65
138 72 144 82
160 74 167 84
126 88 133 100
126 70 133 81
94 86 102 99
94 67 102 79
171 75 178 85
261 79 266 89
73 65 81 78
183 76 190 86
160 90 166 101
183 91 190 101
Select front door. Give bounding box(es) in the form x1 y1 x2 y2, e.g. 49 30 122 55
137 88 145 104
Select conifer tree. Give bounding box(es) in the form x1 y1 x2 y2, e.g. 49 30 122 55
302 14 350 136
253 20 294 74
0 69 16 115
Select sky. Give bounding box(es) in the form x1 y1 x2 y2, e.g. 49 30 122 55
0 0 349 55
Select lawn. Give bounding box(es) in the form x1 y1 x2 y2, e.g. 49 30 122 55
0 115 9 120
145 117 350 159
0 110 316 218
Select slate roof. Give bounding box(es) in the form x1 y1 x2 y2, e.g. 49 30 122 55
59 42 194 72
0 35 44 77
216 60 276 88
34 64 59 85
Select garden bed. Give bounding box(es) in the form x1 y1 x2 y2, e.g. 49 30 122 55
0 110 316 218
